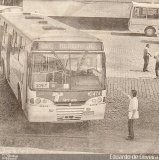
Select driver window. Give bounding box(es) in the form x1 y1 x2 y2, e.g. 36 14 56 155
133 7 147 18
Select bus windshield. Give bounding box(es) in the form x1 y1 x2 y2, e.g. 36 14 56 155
31 52 105 91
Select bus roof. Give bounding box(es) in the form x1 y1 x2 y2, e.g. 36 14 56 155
0 12 100 43
132 1 159 8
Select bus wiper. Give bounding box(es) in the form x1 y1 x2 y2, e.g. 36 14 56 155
77 53 87 71
51 51 64 70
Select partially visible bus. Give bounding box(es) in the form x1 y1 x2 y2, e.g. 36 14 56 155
0 5 22 13
128 1 159 36
0 0 22 6
0 12 106 122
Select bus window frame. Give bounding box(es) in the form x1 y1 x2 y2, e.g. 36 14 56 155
147 8 159 19
28 50 106 92
132 7 147 19
132 6 159 19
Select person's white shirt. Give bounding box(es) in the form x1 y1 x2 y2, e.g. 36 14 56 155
117 88 139 119
128 96 139 119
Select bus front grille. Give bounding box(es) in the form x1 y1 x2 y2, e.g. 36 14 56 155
56 107 84 121
54 101 85 106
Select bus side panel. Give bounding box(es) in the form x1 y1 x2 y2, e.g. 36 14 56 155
21 52 28 110
9 54 23 99
6 34 12 82
129 18 147 33
146 19 159 31
0 25 3 64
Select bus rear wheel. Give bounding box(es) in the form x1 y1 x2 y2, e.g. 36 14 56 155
145 27 156 37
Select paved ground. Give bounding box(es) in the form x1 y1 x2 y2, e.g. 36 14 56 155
23 1 131 18
85 30 159 78
0 30 159 154
23 1 159 18
107 77 159 99
0 75 158 153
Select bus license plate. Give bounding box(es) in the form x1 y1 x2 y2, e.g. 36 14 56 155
83 111 94 116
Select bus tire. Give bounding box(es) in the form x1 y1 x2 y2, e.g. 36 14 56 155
17 85 22 109
145 27 156 37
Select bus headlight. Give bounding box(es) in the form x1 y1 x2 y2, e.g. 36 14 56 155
30 98 35 104
29 97 51 105
97 97 102 103
92 98 97 104
35 98 41 104
43 99 47 103
86 96 103 106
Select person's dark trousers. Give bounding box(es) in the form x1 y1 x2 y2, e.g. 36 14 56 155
155 62 159 77
143 56 149 71
128 119 134 139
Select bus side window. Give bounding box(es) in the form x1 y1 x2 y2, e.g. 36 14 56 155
18 37 25 64
12 32 22 60
21 38 26 50
2 23 8 51
147 8 159 19
133 7 146 18
12 31 17 54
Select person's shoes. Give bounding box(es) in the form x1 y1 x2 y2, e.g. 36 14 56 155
126 137 134 140
154 76 159 79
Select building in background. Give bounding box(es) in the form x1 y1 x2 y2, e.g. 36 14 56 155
0 0 158 18
0 0 158 6
0 0 22 6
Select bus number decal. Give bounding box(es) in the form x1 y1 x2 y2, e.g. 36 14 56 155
88 91 101 97
34 82 49 89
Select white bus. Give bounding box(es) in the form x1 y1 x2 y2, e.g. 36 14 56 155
0 5 22 13
0 12 106 123
128 1 159 36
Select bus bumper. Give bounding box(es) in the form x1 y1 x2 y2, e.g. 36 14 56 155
27 103 106 123
81 103 106 121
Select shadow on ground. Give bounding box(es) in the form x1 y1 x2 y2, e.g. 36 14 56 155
111 32 145 37
141 39 159 44
51 16 129 30
130 69 143 72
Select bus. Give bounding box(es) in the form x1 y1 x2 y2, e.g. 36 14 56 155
0 0 22 6
128 1 159 37
0 12 106 122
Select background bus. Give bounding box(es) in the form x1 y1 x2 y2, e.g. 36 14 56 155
0 12 106 123
128 1 159 36
0 0 22 6
0 5 22 13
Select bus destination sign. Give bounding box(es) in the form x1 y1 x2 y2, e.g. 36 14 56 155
34 42 103 51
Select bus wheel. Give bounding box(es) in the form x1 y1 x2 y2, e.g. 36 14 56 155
17 86 22 109
145 27 156 37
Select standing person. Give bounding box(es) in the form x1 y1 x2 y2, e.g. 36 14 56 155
120 89 139 140
154 52 159 79
143 44 152 72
